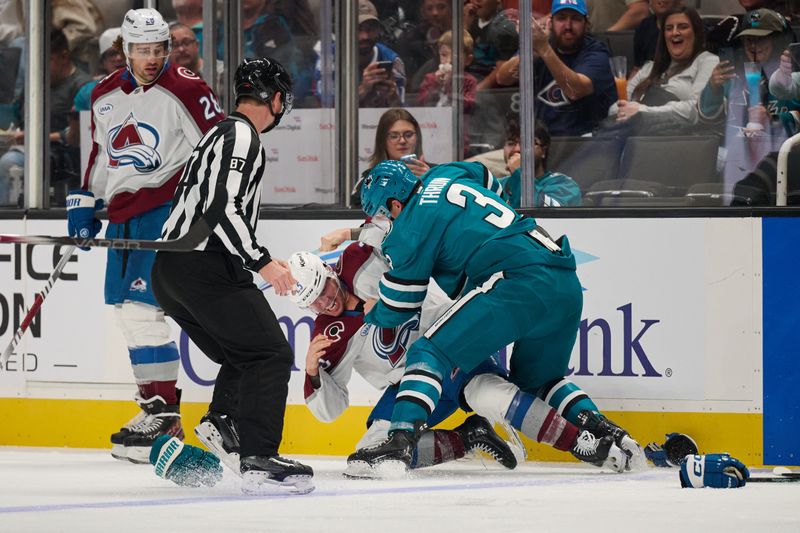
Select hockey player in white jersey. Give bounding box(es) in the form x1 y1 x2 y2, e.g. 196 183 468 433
65 8 225 463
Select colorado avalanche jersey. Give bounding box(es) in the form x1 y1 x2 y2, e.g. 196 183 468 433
304 241 452 422
82 63 224 223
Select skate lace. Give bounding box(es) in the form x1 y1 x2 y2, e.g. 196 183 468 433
138 412 179 435
123 411 148 431
472 442 502 461
573 431 598 457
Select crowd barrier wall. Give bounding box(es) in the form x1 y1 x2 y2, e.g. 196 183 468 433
1 216 796 466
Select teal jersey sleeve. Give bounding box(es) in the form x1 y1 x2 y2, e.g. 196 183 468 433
535 171 582 207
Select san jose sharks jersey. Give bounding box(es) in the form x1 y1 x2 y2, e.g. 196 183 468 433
303 241 452 422
82 63 224 223
365 161 577 329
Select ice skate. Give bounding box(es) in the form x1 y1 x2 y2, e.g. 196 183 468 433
194 411 241 474
577 410 646 471
109 394 149 461
346 426 421 479
455 415 517 469
240 455 314 495
122 394 184 464
571 430 627 473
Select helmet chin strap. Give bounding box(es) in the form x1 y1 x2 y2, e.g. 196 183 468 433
261 98 284 133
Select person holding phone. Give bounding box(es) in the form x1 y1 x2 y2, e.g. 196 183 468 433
698 8 799 201
357 0 406 107
350 108 431 206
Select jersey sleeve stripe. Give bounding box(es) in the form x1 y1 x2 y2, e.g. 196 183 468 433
378 293 423 312
384 272 429 287
380 276 428 292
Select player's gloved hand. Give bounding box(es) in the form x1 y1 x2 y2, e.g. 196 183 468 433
150 435 223 488
645 432 698 467
679 453 749 488
66 190 103 250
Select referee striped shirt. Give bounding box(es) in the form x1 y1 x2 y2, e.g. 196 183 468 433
161 112 272 271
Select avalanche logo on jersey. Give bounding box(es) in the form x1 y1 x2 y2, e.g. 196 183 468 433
106 113 162 172
372 316 419 367
537 80 570 108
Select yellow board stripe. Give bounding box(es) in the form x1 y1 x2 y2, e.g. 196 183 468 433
0 399 765 466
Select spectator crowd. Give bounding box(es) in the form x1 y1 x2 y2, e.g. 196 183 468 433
2 0 800 207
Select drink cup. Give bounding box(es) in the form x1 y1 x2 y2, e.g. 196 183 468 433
614 77 628 101
743 62 761 108
609 56 628 101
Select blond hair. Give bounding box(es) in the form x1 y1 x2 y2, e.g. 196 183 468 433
438 30 474 56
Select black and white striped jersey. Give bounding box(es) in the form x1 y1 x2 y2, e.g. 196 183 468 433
160 111 272 271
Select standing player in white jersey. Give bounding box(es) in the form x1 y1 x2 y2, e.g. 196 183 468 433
65 8 224 463
276 242 630 477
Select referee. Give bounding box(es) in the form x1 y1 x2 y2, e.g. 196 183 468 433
152 58 313 495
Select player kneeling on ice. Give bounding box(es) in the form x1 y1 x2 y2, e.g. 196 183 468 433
288 246 515 477
347 160 646 474
286 243 637 477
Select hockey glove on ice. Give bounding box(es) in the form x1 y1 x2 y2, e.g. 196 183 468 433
645 433 698 467
150 435 223 488
66 190 103 249
679 453 749 488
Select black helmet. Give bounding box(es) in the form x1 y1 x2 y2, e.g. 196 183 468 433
233 57 294 131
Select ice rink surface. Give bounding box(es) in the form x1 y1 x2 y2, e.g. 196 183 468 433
1 447 798 533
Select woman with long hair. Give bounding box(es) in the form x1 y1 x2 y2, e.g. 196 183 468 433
367 108 431 176
608 6 718 133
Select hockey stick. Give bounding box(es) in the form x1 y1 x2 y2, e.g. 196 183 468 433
0 214 214 251
749 468 800 483
1 246 76 368
748 473 800 483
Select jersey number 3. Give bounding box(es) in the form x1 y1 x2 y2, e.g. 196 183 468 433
446 183 515 228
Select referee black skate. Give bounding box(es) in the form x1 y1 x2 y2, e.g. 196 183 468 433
152 57 313 495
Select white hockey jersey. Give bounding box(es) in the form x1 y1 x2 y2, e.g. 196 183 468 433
303 240 452 422
82 63 224 223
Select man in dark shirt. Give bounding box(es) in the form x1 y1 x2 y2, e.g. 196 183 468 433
533 0 616 136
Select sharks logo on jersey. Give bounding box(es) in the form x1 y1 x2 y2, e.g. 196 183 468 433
537 80 570 108
106 113 162 172
372 316 419 367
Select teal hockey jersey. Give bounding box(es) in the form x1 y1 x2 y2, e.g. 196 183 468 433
365 161 577 328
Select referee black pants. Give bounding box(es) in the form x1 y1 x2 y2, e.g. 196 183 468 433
152 250 293 458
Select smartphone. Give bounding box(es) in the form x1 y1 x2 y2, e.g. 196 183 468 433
790 43 800 72
375 60 394 74
400 153 419 164
718 46 735 66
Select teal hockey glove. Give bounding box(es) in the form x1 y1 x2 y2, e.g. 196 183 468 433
150 435 223 487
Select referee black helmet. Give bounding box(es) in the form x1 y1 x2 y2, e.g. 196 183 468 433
234 57 294 131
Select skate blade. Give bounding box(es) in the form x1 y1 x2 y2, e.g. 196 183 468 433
110 444 128 461
241 472 315 495
601 451 628 474
125 446 151 465
194 422 241 476
343 461 380 479
625 449 648 472
344 460 408 480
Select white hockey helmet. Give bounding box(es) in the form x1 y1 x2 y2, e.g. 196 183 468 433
288 251 335 308
121 8 171 59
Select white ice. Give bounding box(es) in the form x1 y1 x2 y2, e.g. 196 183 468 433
0 448 798 533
